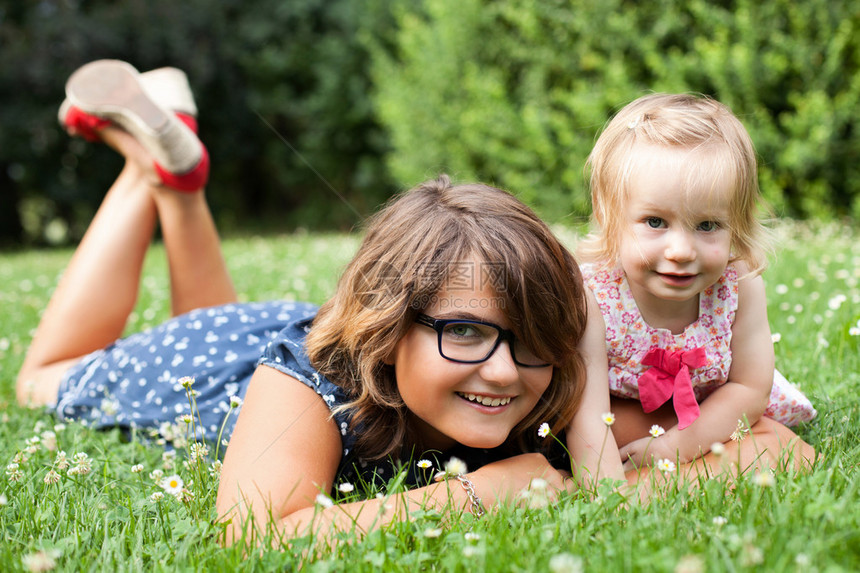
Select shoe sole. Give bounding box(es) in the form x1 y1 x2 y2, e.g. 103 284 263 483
65 60 168 136
65 59 203 176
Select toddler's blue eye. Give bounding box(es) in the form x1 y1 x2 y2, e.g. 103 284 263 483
646 217 664 228
698 221 719 232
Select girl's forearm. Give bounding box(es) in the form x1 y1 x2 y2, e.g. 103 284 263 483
277 480 469 541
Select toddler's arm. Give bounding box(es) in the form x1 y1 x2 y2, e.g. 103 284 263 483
566 290 626 487
621 271 774 465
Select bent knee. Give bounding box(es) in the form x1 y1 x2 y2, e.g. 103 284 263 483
15 360 75 408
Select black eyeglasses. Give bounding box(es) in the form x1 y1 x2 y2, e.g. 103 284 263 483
415 313 551 368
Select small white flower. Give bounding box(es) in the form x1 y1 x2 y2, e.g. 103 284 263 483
40 431 57 452
150 492 164 502
178 376 195 389
444 457 468 477
423 527 443 538
649 425 665 438
315 493 334 508
771 333 781 343
529 477 548 491
338 482 355 493
71 452 92 476
656 459 676 473
464 532 480 542
100 397 119 417
712 516 728 526
5 463 23 482
774 284 789 295
229 395 243 408
538 422 551 438
22 549 58 572
131 464 144 474
416 459 433 469
178 413 193 425
161 474 184 495
0 493 7 506
549 552 583 573
601 412 615 426
43 469 61 485
209 460 223 477
827 294 847 310
149 469 164 482
753 471 775 487
730 419 750 442
675 554 705 573
710 442 726 456
188 442 209 462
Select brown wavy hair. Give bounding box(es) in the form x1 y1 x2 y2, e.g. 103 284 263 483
305 175 588 461
579 93 772 275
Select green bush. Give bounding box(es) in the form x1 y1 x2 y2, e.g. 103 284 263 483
0 0 398 245
372 0 860 222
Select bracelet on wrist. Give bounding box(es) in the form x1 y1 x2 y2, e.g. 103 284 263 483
454 474 486 518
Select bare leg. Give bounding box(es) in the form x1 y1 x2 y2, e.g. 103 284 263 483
17 127 236 406
152 184 236 317
17 128 158 406
628 416 816 496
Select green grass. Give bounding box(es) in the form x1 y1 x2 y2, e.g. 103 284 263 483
0 222 858 571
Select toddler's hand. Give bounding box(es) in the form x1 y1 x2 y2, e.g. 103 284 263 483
620 434 682 471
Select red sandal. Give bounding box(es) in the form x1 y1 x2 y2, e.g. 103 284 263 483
59 66 199 139
62 60 209 192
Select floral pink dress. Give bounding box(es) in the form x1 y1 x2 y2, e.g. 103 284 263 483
582 263 816 427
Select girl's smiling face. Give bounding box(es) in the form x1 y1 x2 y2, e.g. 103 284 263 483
618 144 734 327
390 261 553 452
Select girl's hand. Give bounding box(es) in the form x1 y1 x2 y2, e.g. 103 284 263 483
469 453 575 506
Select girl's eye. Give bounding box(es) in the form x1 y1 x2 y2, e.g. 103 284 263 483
445 323 479 338
698 221 719 232
645 217 664 229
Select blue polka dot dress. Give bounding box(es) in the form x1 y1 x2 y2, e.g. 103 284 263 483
54 301 323 445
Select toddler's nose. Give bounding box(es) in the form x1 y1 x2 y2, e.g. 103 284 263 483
664 230 697 262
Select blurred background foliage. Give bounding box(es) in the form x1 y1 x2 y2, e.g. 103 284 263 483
1 0 857 246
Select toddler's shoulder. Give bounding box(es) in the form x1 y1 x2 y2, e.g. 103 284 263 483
579 262 622 288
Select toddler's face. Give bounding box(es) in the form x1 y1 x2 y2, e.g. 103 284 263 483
618 144 733 326
389 257 552 452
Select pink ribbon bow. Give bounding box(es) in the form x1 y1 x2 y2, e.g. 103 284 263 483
638 347 707 430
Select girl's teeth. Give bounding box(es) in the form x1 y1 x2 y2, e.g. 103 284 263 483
460 393 511 407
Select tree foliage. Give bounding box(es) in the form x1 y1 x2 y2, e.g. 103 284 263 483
0 0 396 245
373 0 860 223
1 0 858 245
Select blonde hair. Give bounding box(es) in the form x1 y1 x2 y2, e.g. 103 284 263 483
306 175 588 461
578 93 771 274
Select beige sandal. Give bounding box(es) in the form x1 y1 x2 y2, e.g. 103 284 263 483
64 60 208 191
